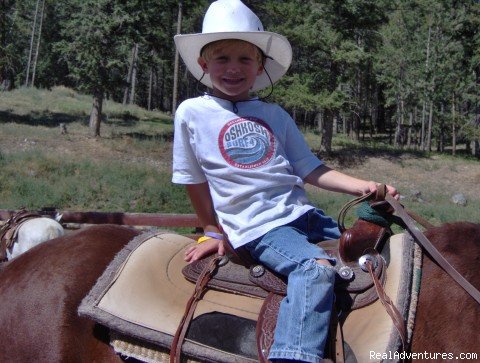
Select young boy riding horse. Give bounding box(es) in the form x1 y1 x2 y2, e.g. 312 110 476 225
172 1 398 361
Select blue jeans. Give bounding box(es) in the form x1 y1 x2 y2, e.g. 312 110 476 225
243 209 340 363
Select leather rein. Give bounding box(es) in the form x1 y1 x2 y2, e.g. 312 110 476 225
340 185 480 305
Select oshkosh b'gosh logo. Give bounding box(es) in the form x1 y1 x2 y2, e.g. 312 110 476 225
218 117 276 169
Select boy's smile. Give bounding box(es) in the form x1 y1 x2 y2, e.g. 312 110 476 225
198 42 264 102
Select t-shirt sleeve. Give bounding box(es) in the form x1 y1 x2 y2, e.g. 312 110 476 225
281 108 323 179
171 107 207 184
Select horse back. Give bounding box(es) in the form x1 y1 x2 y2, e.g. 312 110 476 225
412 222 480 353
0 225 139 362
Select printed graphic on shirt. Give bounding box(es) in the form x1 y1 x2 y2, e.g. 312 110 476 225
218 117 276 169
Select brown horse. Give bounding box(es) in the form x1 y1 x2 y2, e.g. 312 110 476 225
0 222 478 362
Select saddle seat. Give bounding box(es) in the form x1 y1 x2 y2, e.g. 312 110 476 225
182 238 387 312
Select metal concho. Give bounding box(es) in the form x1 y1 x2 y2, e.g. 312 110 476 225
358 254 378 272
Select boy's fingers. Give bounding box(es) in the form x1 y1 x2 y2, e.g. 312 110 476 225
218 242 225 256
185 246 196 255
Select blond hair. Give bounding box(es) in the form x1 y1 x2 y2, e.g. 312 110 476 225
200 39 264 64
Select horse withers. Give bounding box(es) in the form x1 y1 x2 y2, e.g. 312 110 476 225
0 222 478 362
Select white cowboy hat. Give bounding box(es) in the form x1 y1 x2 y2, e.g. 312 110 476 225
174 0 292 92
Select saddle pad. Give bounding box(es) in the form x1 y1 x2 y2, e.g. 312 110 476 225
79 231 420 363
341 232 421 362
79 231 263 363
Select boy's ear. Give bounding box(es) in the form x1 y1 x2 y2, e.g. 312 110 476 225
257 63 264 76
197 57 209 73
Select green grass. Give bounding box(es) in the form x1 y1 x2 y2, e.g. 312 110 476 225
1 86 479 226
0 86 171 121
0 150 192 214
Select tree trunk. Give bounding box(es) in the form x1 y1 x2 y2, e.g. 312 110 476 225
321 60 339 154
172 0 183 115
123 43 138 105
316 111 323 134
437 102 444 153
129 43 139 105
148 66 153 111
25 0 41 87
451 93 456 156
421 101 427 150
31 0 45 87
471 140 479 158
407 111 413 148
321 108 334 155
89 91 103 137
421 25 432 151
342 111 347 135
303 111 308 131
426 101 433 151
394 95 404 148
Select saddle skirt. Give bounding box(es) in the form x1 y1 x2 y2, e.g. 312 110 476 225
79 231 421 363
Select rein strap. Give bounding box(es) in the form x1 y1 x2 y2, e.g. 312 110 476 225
384 193 480 305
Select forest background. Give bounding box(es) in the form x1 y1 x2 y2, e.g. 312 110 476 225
1 0 479 155
0 0 479 225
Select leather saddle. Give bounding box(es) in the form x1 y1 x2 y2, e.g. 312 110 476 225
178 219 391 362
79 225 418 363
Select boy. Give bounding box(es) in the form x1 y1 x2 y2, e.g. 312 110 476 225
172 1 398 362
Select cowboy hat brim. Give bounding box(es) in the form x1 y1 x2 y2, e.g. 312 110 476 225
174 31 292 92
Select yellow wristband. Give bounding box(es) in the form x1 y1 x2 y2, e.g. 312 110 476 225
197 236 212 244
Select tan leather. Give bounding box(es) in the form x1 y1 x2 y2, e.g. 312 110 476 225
342 233 409 362
365 256 407 350
96 233 263 336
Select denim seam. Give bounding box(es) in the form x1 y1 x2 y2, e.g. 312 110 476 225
300 261 310 348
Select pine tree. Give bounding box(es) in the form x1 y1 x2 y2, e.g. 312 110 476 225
56 0 138 136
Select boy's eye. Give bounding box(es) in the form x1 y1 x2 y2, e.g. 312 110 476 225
214 55 229 62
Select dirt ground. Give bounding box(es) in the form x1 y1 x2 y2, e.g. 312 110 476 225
326 153 480 202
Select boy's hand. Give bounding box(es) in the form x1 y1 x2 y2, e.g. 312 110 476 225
184 238 225 263
366 182 400 200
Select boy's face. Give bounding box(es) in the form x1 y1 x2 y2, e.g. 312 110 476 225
197 41 264 102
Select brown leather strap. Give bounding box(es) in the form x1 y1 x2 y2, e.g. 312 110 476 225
365 259 407 351
384 193 480 305
337 190 377 233
340 186 480 305
404 210 435 230
335 322 345 363
170 255 221 363
330 305 345 363
256 292 282 363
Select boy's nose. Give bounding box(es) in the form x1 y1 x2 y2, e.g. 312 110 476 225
226 62 243 74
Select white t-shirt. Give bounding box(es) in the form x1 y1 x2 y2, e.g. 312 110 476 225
172 95 323 248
